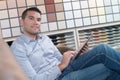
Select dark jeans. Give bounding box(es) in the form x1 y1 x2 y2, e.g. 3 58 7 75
57 44 120 80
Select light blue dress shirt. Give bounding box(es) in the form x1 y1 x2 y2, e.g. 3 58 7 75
10 34 63 80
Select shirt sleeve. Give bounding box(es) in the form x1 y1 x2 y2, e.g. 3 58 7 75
46 36 63 61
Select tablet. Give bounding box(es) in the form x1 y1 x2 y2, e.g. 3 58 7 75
73 33 92 60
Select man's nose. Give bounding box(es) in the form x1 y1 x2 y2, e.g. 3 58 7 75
34 20 39 24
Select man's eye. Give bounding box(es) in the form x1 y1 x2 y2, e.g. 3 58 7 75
29 17 33 20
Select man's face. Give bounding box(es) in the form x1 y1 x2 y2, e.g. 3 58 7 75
21 11 41 35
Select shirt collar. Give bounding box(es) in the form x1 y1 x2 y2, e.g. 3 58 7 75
20 33 43 44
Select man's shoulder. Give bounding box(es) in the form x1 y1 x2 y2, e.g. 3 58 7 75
38 34 50 40
11 36 25 48
39 34 48 37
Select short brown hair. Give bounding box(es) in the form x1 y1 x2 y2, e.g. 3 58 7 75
22 7 42 19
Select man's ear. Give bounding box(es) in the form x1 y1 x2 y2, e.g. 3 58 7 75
20 18 24 26
19 19 24 33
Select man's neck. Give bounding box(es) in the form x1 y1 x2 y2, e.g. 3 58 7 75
23 33 38 40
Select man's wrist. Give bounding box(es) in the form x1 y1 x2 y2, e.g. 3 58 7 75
58 63 66 71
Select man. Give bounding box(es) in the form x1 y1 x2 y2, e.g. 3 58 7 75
10 7 120 80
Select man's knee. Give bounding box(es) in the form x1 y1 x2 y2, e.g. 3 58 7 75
95 44 110 50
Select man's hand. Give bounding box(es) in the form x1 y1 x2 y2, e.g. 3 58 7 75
58 51 76 71
80 43 89 54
